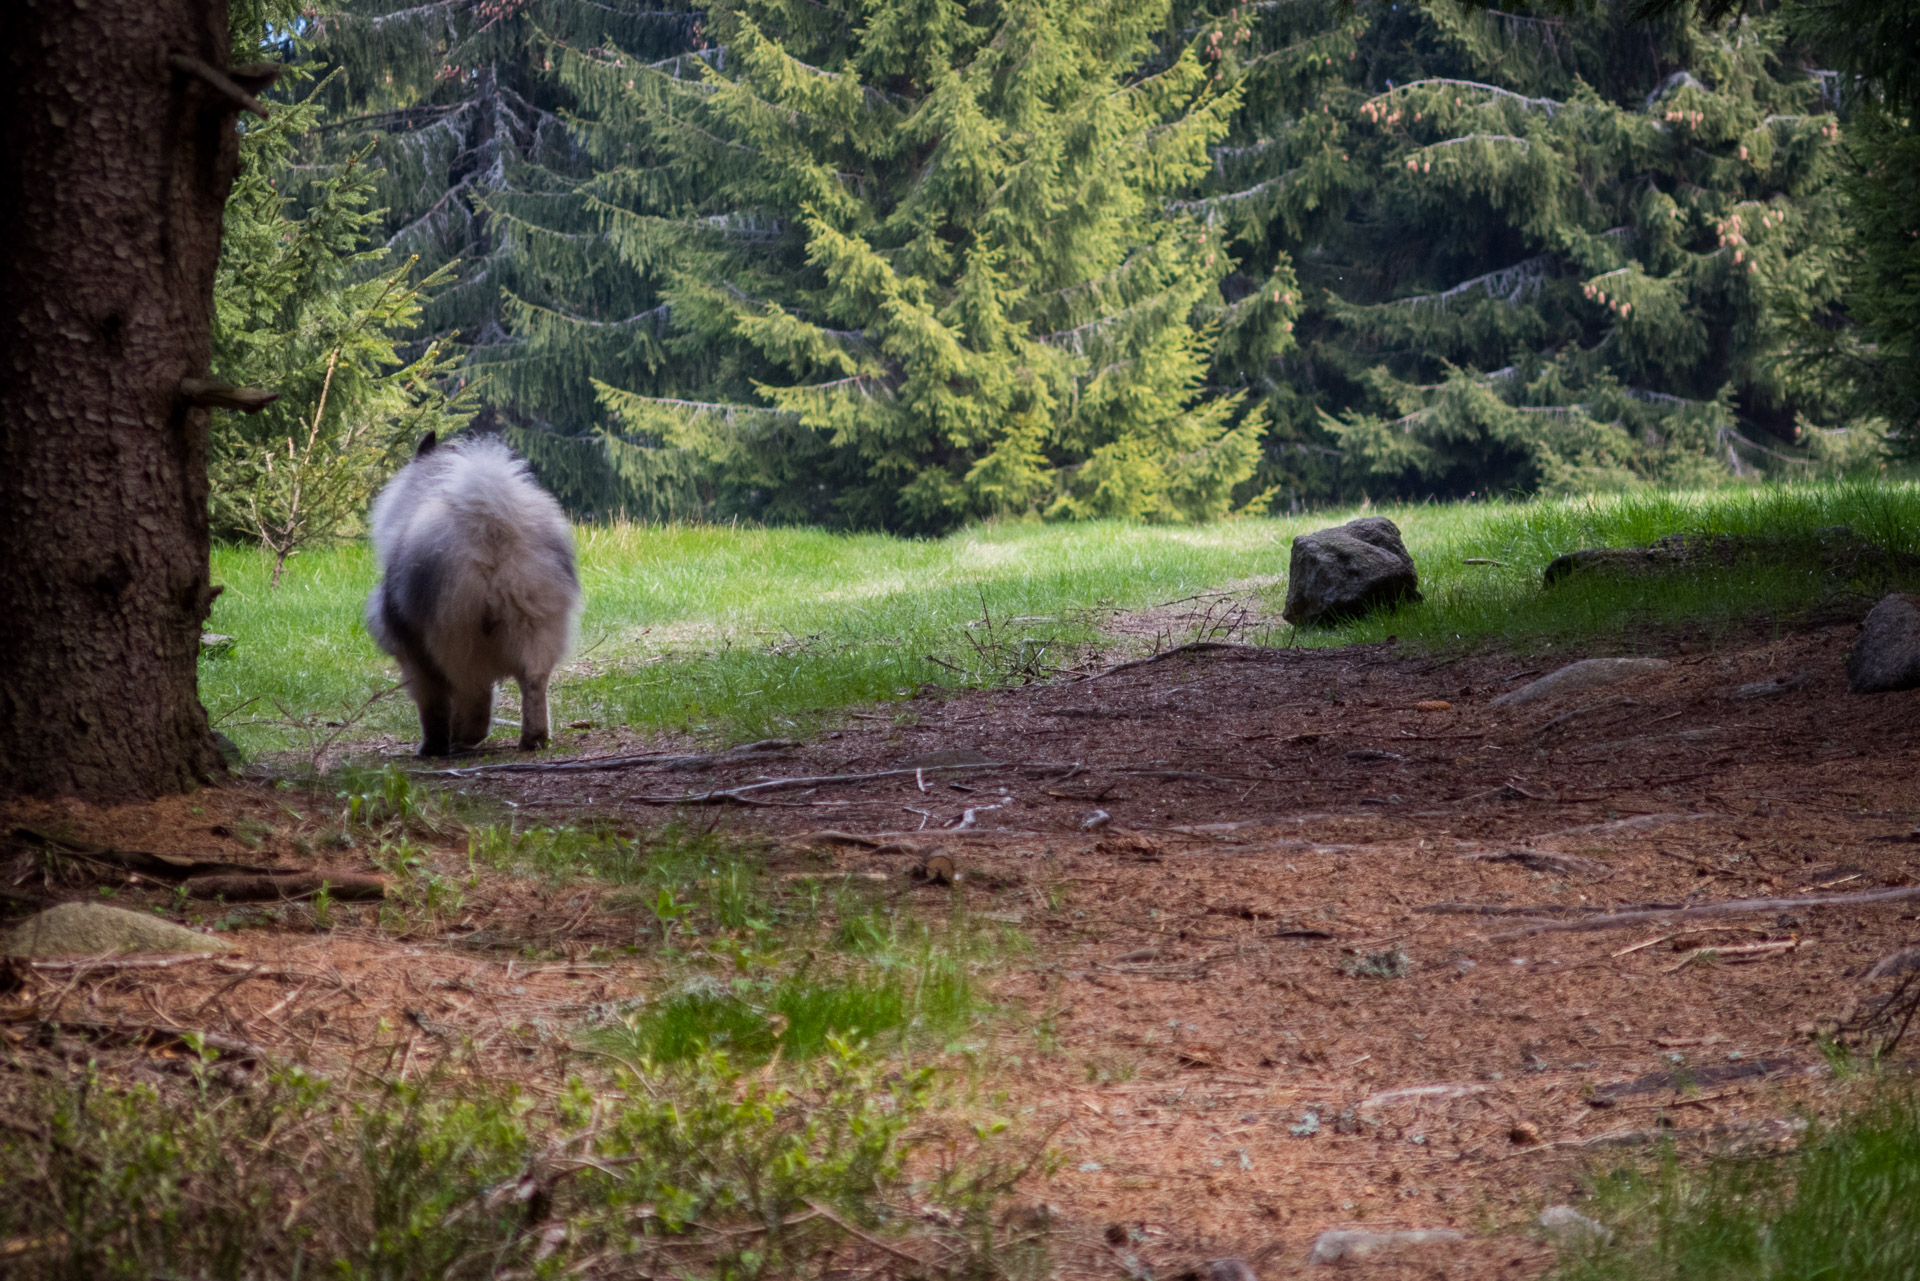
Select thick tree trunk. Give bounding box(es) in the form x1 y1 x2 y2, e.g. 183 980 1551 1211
0 0 238 797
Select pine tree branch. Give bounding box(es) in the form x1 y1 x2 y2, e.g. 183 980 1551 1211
1370 78 1565 115
168 53 273 120
522 299 673 330
1414 133 1533 153
320 102 467 134
783 371 896 398
1167 167 1301 212
1365 256 1554 312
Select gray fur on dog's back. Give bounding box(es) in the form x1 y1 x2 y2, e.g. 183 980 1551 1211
367 434 581 754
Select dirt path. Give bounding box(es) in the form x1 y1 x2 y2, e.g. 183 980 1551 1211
6 620 1917 1278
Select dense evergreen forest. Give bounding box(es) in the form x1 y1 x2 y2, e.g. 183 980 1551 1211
210 0 1918 534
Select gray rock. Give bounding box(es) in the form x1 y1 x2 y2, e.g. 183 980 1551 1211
1307 1228 1463 1265
1848 593 1920 694
1205 1260 1260 1281
1489 657 1670 709
1283 516 1422 626
1537 1205 1610 1244
0 902 226 959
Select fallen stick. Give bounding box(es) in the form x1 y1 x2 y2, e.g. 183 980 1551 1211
1115 768 1260 785
1663 938 1802 972
22 953 227 973
803 1201 928 1269
1421 902 1600 917
13 828 258 880
1488 885 1920 940
1159 814 1344 835
184 871 390 902
1611 925 1767 958
623 760 1077 805
1522 813 1727 845
418 738 801 778
783 830 888 848
1075 641 1281 683
1210 840 1380 858
1423 896 1690 917
421 751 683 776
1358 1082 1490 1111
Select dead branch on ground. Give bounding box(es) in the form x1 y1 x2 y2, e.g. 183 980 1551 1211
1487 884 1920 939
1075 641 1284 683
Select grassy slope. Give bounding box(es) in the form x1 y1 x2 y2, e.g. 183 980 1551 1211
203 481 1920 754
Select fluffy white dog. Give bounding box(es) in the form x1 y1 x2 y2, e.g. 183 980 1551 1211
366 432 581 755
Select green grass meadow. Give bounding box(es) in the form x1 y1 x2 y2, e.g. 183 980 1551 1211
202 480 1920 755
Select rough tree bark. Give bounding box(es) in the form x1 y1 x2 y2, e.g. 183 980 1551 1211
0 0 244 797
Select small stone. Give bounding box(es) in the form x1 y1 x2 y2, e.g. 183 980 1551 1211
1306 1228 1463 1265
1206 1260 1260 1281
1489 657 1669 709
1282 516 1422 627
1509 1120 1542 1145
1537 1205 1609 1244
199 632 236 657
0 903 227 959
1848 593 1920 694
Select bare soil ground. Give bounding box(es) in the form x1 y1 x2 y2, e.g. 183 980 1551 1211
6 616 1918 1279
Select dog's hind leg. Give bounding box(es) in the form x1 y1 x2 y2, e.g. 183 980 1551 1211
450 685 494 751
405 662 455 758
516 670 551 751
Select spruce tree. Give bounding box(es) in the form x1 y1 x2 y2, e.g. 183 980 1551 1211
299 0 704 422
512 0 1299 528
209 65 473 582
206 2 475 582
1782 0 1920 448
1195 0 1856 503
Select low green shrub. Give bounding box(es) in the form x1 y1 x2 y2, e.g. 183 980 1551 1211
0 1038 1018 1280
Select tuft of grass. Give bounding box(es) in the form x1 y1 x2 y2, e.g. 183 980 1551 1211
1558 1087 1920 1280
333 762 459 840
468 818 649 883
611 968 944 1065
599 917 984 1065
204 480 1920 755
